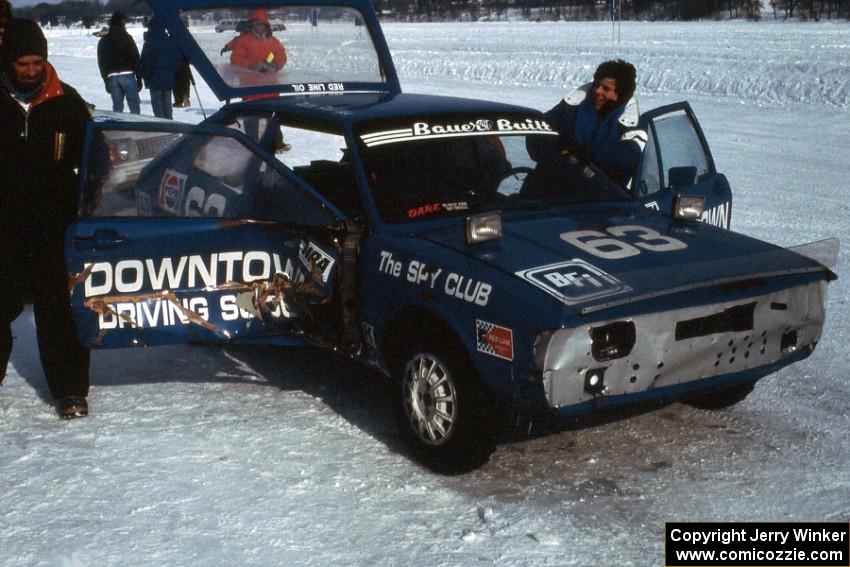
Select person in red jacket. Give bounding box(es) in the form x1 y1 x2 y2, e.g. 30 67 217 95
228 8 286 74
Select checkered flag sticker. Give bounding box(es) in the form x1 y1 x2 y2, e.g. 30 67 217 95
476 319 514 361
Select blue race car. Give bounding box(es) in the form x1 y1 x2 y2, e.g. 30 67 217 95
70 0 837 472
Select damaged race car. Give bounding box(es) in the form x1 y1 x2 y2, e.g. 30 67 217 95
69 0 838 473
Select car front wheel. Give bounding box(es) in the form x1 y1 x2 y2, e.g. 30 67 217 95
396 346 496 473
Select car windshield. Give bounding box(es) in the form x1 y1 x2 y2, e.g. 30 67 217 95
356 114 632 223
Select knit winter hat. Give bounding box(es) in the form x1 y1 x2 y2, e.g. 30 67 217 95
1 18 48 62
249 8 270 25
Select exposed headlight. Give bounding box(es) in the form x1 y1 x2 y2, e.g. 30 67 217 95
466 212 502 244
111 139 132 162
673 194 705 221
590 321 636 361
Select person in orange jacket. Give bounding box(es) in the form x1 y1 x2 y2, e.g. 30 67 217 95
227 8 286 74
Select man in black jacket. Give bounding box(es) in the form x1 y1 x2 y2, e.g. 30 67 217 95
97 11 142 114
0 19 93 419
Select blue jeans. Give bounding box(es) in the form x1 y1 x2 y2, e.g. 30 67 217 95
108 73 141 114
149 89 174 120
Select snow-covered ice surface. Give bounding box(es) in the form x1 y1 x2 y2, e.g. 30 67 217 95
2 21 849 566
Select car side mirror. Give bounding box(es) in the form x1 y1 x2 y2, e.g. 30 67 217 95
668 166 698 188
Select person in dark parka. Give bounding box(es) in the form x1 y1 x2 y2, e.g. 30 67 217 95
0 19 93 419
531 59 647 187
140 16 181 119
97 11 142 114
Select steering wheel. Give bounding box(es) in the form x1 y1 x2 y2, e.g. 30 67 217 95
496 166 535 197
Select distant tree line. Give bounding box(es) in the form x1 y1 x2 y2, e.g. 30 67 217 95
13 0 149 29
372 0 850 20
10 0 850 26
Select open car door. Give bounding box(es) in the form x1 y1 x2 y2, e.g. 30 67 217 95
68 119 348 349
633 102 733 229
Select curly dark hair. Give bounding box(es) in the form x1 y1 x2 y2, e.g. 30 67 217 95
593 59 637 103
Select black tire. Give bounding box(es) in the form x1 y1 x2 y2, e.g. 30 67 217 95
684 382 755 410
394 342 496 474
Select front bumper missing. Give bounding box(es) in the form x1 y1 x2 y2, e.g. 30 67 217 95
539 281 827 409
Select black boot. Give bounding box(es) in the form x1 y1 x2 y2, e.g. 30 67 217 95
58 396 88 420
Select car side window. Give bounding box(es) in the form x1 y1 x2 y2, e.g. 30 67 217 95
652 110 710 187
218 112 272 144
82 127 333 225
275 122 364 219
82 129 184 217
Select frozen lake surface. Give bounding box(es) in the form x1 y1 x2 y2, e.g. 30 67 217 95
1 20 848 566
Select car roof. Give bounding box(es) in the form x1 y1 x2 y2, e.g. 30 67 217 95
225 92 545 128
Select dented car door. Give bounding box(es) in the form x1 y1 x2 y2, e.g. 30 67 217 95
68 120 345 349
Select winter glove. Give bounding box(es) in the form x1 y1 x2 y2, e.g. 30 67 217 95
562 143 592 164
104 80 112 94
137 77 143 92
249 61 276 74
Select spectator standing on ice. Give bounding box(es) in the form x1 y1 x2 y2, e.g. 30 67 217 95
97 11 142 114
534 59 646 186
141 16 181 119
0 19 93 419
228 8 286 74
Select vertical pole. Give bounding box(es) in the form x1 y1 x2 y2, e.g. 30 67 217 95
610 0 615 44
617 0 622 44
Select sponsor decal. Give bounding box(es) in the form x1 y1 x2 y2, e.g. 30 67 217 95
158 169 187 214
644 201 660 211
476 319 514 361
292 82 345 93
408 202 442 219
360 117 556 147
377 250 492 306
406 201 469 219
701 202 730 229
82 251 307 331
515 259 631 305
298 241 335 283
441 202 469 212
83 250 301 298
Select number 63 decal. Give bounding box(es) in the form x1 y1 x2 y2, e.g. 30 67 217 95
561 225 687 259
